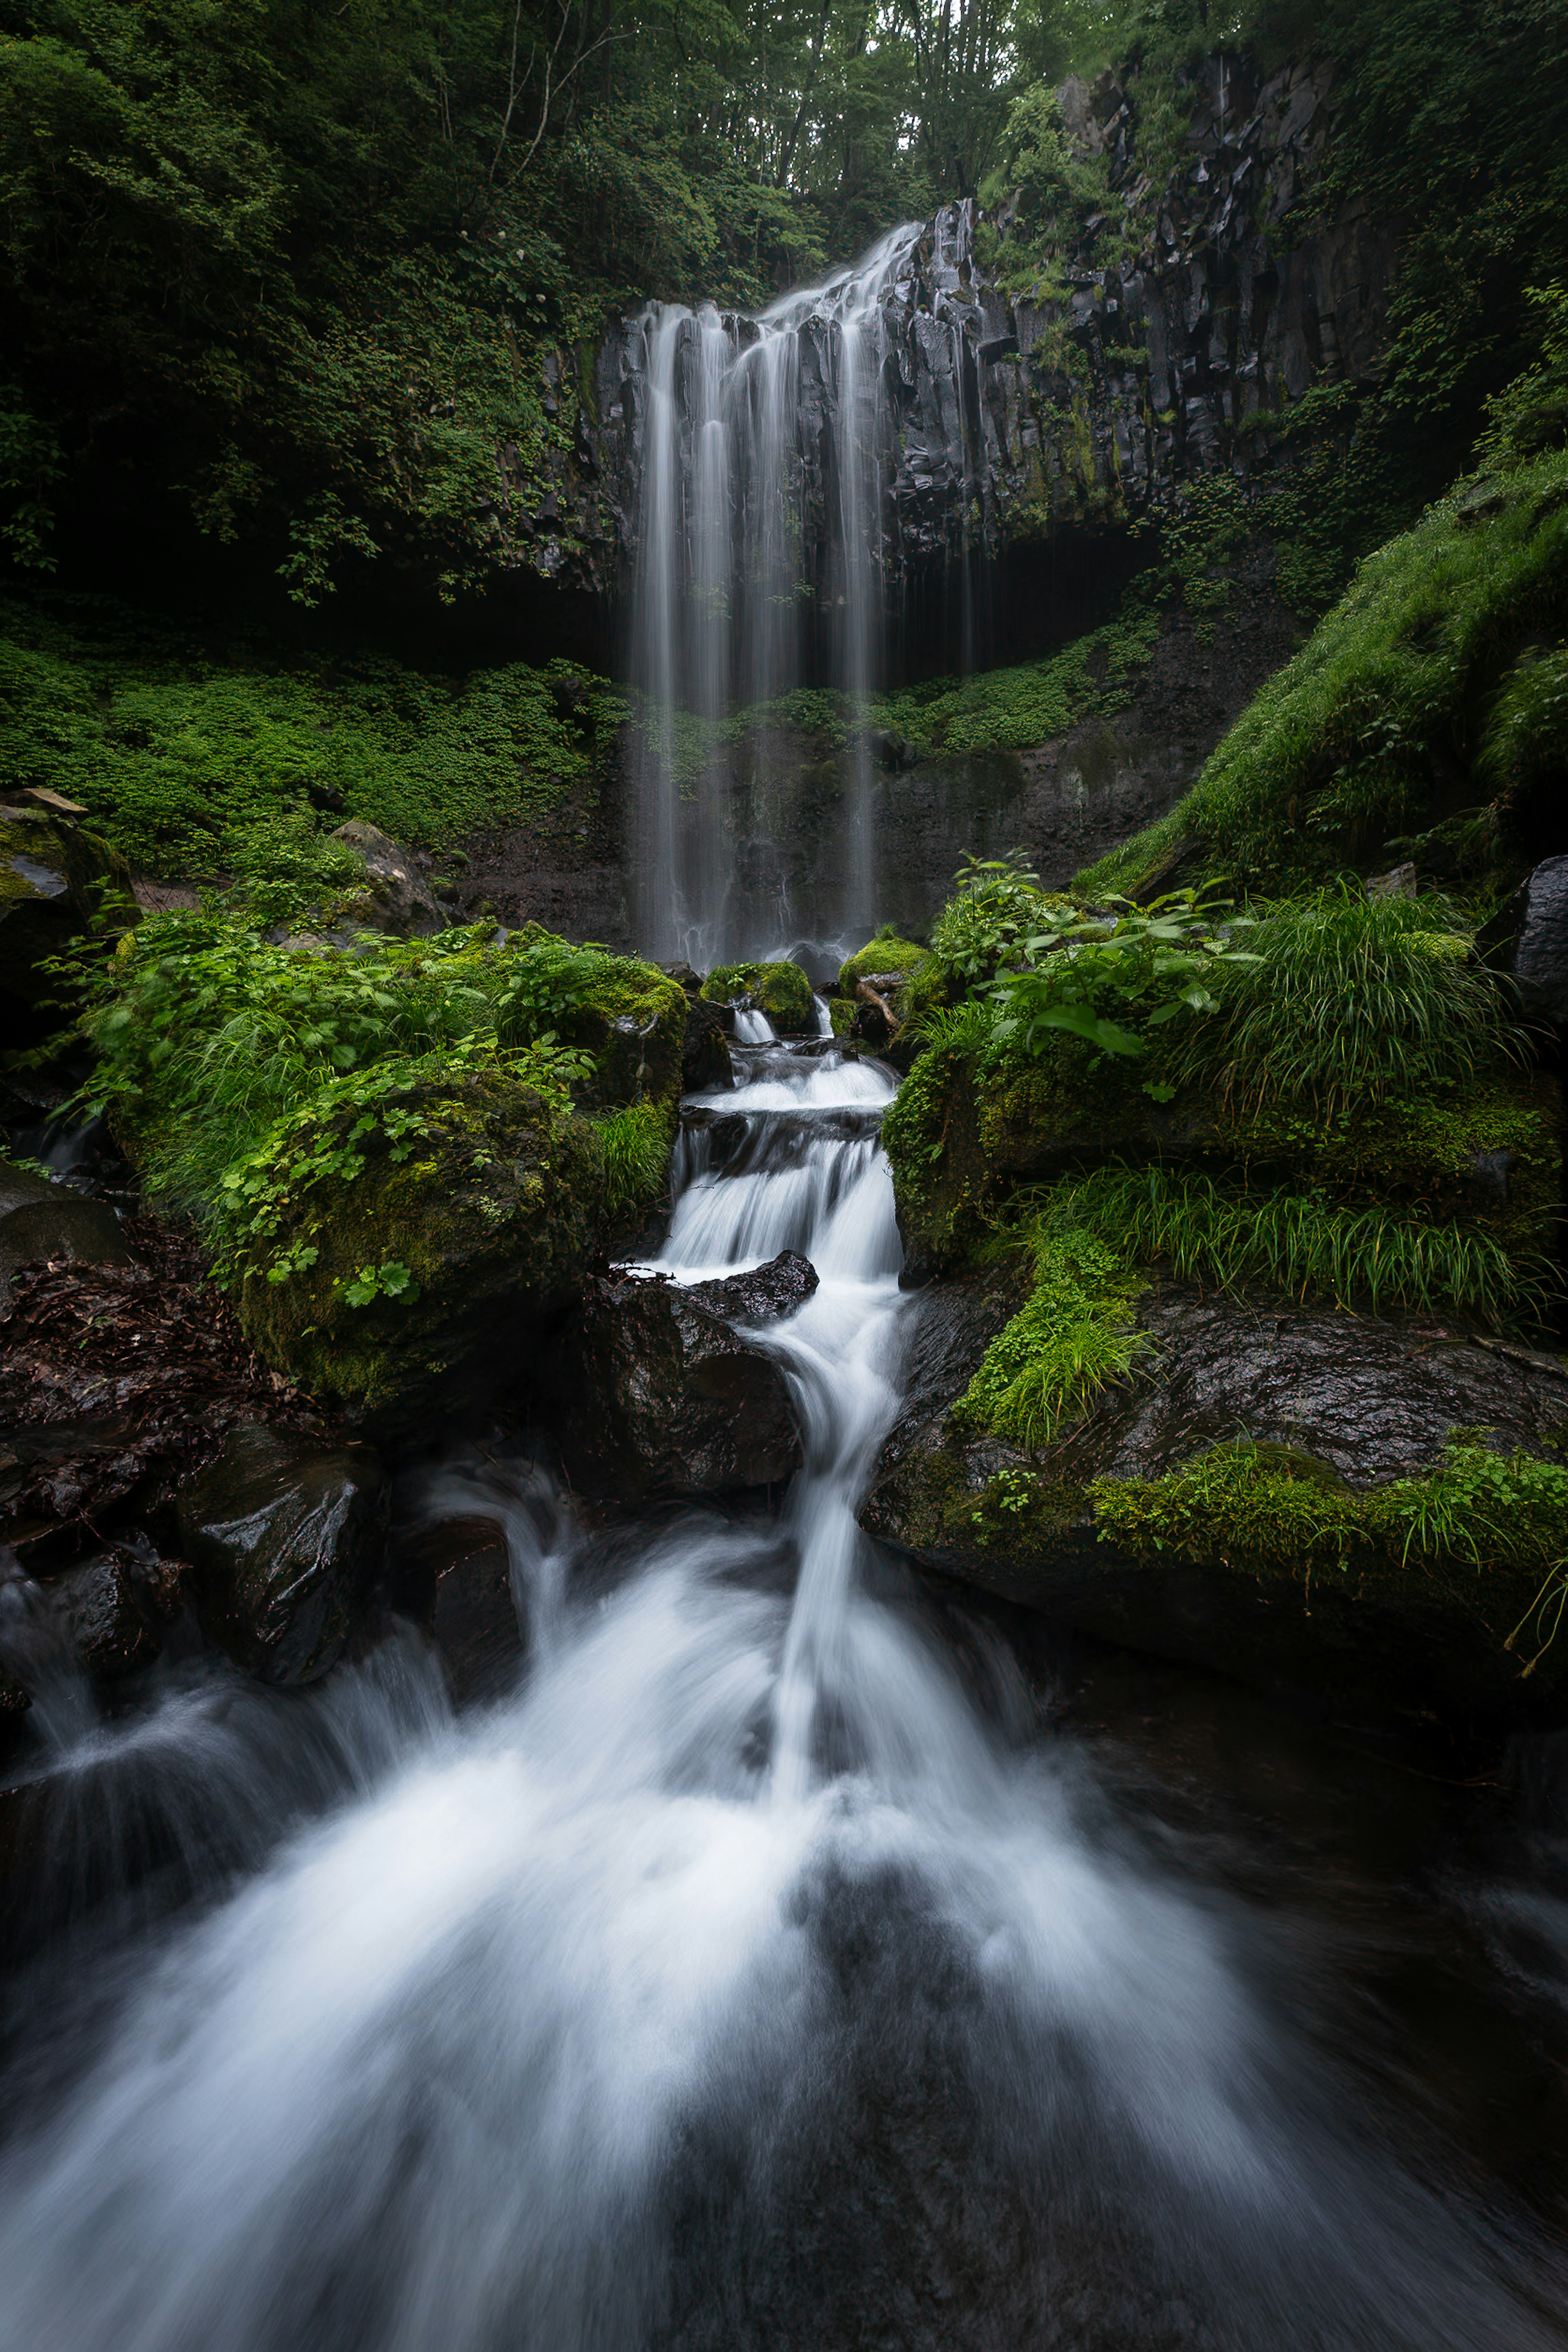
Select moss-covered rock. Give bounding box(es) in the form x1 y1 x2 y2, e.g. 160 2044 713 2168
699 958 816 1033
883 1023 1564 1296
560 952 688 1108
236 1069 604 1433
837 928 928 988
0 809 136 1019
862 1269 1568 1726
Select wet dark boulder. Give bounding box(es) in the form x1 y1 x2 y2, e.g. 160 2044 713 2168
862 1272 1568 1725
681 994 735 1093
547 1254 814 1498
1481 854 1568 1050
0 1159 131 1310
1 806 137 1027
174 1424 388 1685
47 1546 186 1679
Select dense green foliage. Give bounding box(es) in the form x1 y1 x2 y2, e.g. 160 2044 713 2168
67 911 680 1277
1079 445 1568 898
1174 887 1519 1117
0 598 618 871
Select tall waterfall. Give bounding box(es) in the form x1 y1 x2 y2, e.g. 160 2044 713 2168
627 225 922 966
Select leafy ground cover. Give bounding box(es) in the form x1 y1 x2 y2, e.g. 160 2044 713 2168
0 599 621 875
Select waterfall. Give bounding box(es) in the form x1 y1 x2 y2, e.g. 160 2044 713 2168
628 226 922 965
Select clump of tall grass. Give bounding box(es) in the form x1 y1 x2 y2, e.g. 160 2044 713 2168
1174 885 1522 1118
596 1101 675 1224
1049 1162 1551 1329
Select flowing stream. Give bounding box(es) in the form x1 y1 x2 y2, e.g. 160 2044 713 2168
2 1034 1568 2348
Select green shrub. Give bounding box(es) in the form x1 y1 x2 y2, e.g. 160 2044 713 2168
595 1099 675 1227
70 913 673 1263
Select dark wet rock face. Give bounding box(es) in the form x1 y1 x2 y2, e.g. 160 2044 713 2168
0 1160 131 1310
578 65 1390 598
680 994 735 1092
174 1425 388 1685
48 1547 186 1679
548 1253 815 1499
862 1273 1568 1723
1482 855 1568 1050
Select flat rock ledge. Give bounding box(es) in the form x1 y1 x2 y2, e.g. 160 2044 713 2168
861 1272 1568 1727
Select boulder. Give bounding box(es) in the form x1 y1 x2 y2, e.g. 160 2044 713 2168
175 1423 387 1684
1481 854 1568 1045
236 1071 605 1433
0 1158 131 1309
699 959 816 1035
388 1512 521 1704
681 994 735 1092
1 810 136 1018
330 820 447 938
548 1252 815 1497
862 1271 1568 1724
47 1546 185 1679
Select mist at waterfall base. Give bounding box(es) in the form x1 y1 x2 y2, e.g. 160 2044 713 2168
2 1028 1568 2350
628 226 933 969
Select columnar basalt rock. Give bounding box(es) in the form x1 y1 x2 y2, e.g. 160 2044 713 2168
498 54 1394 601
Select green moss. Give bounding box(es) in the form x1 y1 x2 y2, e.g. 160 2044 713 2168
566 959 688 1110
1073 448 1568 896
1090 1435 1568 1678
837 928 929 988
700 958 815 1032
0 598 624 876
953 1229 1149 1447
236 1069 604 1428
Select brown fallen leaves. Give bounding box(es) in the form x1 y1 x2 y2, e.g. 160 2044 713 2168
0 1215 330 1543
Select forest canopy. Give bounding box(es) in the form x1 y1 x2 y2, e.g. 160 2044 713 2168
1 0 1564 600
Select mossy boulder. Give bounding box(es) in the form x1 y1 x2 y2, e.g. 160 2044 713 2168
837 929 928 988
883 1028 1564 1283
699 959 816 1034
862 1270 1568 1727
236 1070 604 1433
559 952 688 1108
0 808 136 1019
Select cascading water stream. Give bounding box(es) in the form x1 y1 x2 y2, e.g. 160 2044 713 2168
628 227 922 966
0 1033 1566 2350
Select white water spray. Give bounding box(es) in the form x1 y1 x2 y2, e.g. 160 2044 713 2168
628 227 922 964
0 1034 1561 2351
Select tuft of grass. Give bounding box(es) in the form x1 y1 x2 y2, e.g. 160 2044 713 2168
595 1100 675 1225
1049 1162 1553 1330
1175 884 1523 1119
953 1227 1150 1448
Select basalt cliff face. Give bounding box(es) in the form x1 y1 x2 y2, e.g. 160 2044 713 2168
499 53 1394 599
